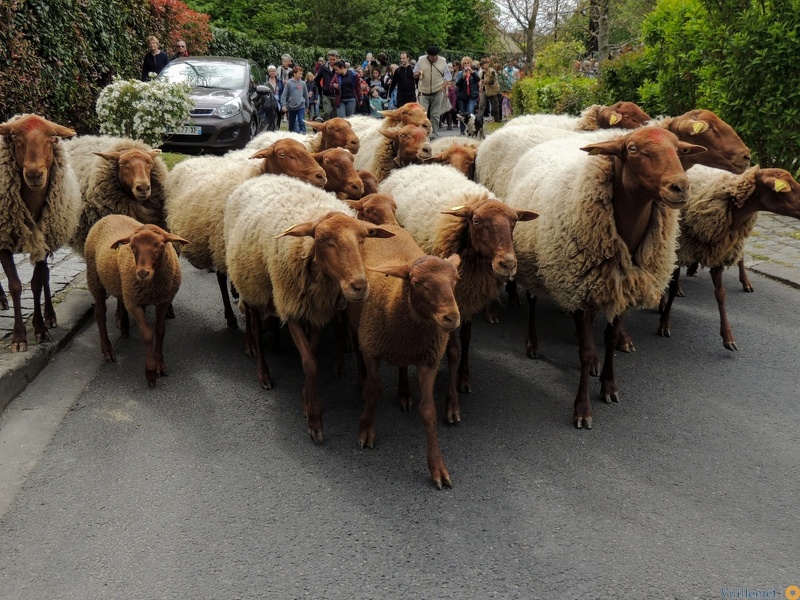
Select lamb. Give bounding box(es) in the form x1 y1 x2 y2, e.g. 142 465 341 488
346 223 460 488
0 114 81 352
347 103 433 137
344 193 399 226
425 141 479 179
380 164 537 423
503 101 652 131
505 127 705 429
224 175 394 439
84 214 188 386
245 117 360 155
353 124 432 182
658 166 800 350
65 136 168 256
165 139 327 329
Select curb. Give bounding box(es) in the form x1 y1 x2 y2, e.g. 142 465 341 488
747 260 800 291
0 274 94 413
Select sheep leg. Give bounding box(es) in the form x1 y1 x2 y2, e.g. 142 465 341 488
0 281 8 311
30 261 52 343
359 355 382 449
248 305 273 390
457 320 472 394
482 300 500 324
417 363 451 489
116 298 130 338
525 292 539 359
153 302 170 378
658 268 681 338
128 305 158 387
686 262 699 277
287 319 324 443
397 367 413 411
711 266 738 351
506 279 520 306
216 271 238 329
332 311 349 378
92 290 114 362
573 309 595 430
242 303 255 357
738 257 753 292
615 319 635 353
445 330 461 425
0 251 27 352
600 317 621 404
41 259 57 328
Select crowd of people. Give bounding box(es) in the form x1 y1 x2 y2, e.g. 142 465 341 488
140 36 524 139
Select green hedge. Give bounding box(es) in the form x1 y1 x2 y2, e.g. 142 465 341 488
512 75 601 116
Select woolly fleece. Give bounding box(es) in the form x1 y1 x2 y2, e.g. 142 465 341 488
0 130 80 263
224 175 356 327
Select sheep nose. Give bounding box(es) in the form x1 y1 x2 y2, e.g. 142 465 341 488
24 168 46 188
137 269 150 280
351 182 364 196
496 255 517 275
136 183 151 197
350 278 367 295
443 312 461 330
668 182 686 196
313 171 327 187
349 141 360 153
419 144 432 159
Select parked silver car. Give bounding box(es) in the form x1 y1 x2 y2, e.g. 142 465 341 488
158 56 272 153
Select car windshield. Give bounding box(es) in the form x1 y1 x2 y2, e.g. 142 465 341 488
159 61 247 90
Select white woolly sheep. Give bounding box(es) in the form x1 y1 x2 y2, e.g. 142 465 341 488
245 117 360 154
165 139 327 329
658 165 800 350
353 124 432 182
347 103 433 138
84 214 189 386
505 127 705 429
65 135 168 256
224 174 394 439
346 223 460 489
0 114 81 352
380 164 537 423
503 101 652 131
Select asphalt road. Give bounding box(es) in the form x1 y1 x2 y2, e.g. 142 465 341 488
0 262 798 599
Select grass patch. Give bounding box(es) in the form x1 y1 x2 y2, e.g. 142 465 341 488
162 152 190 170
790 232 800 240
750 253 770 261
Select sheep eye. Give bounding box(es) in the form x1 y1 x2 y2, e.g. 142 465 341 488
279 152 287 158
628 144 638 153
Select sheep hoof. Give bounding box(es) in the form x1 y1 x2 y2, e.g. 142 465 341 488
603 392 620 404
589 363 600 377
432 473 452 490
574 416 593 430
742 284 754 293
259 379 273 390
398 396 413 412
35 330 52 343
358 433 375 450
166 305 176 319
308 428 324 444
658 325 671 338
226 317 239 329
45 316 57 328
103 353 116 363
724 340 739 352
446 410 461 425
0 296 8 310
458 381 471 394
616 340 635 353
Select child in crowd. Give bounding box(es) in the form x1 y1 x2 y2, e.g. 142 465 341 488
280 66 309 133
369 87 388 118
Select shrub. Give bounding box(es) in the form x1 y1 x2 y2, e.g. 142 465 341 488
96 77 194 148
534 40 586 78
512 76 600 116
597 48 656 109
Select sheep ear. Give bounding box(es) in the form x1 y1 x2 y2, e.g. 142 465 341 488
53 124 76 139
441 205 473 219
310 151 325 163
424 153 447 164
249 147 274 160
379 128 401 141
110 236 131 249
368 263 411 280
379 108 400 119
676 141 707 157
305 120 324 131
343 199 365 211
94 151 124 162
149 149 162 158
275 221 317 239
759 173 792 194
689 120 709 135
0 123 10 136
581 138 626 157
364 225 395 239
162 232 191 246
446 253 462 270
515 209 539 221
608 112 622 126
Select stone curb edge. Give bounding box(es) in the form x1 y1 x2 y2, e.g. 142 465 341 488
0 274 94 414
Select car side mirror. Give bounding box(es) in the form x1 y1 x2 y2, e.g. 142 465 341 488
256 85 270 95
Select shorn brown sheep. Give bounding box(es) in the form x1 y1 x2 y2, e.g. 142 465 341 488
0 114 81 352
85 215 189 386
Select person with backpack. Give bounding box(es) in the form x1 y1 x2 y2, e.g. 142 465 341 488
313 50 340 121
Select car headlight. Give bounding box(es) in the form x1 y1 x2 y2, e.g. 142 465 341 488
213 97 242 119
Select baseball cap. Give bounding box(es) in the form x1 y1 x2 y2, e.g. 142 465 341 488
426 45 440 56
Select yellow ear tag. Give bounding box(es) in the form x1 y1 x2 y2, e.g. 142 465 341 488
692 122 706 134
774 180 789 192
609 114 620 125
449 205 466 211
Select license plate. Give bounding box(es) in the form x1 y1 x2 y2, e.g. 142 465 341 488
170 124 202 135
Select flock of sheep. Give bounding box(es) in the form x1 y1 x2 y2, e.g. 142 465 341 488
1 102 799 488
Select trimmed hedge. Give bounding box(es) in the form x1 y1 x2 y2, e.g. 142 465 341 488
512 75 601 116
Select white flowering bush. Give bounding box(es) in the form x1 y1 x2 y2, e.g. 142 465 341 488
96 75 194 147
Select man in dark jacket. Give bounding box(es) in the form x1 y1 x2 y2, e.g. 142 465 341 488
388 52 417 108
313 50 340 121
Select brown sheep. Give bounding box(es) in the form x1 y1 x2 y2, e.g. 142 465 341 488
305 117 360 154
313 147 364 199
354 124 432 182
357 170 379 196
424 143 478 180
346 224 460 489
84 215 189 386
344 193 399 226
0 114 80 352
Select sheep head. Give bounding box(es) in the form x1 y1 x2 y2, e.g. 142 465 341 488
733 167 800 219
95 148 162 201
582 127 705 209
0 114 75 189
306 117 360 154
250 139 327 188
110 224 189 283
276 212 395 303
344 193 399 226
669 109 751 174
424 144 478 180
441 198 538 280
380 125 432 165
312 147 364 199
369 254 461 332
598 101 651 129
380 103 432 134
357 170 378 196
